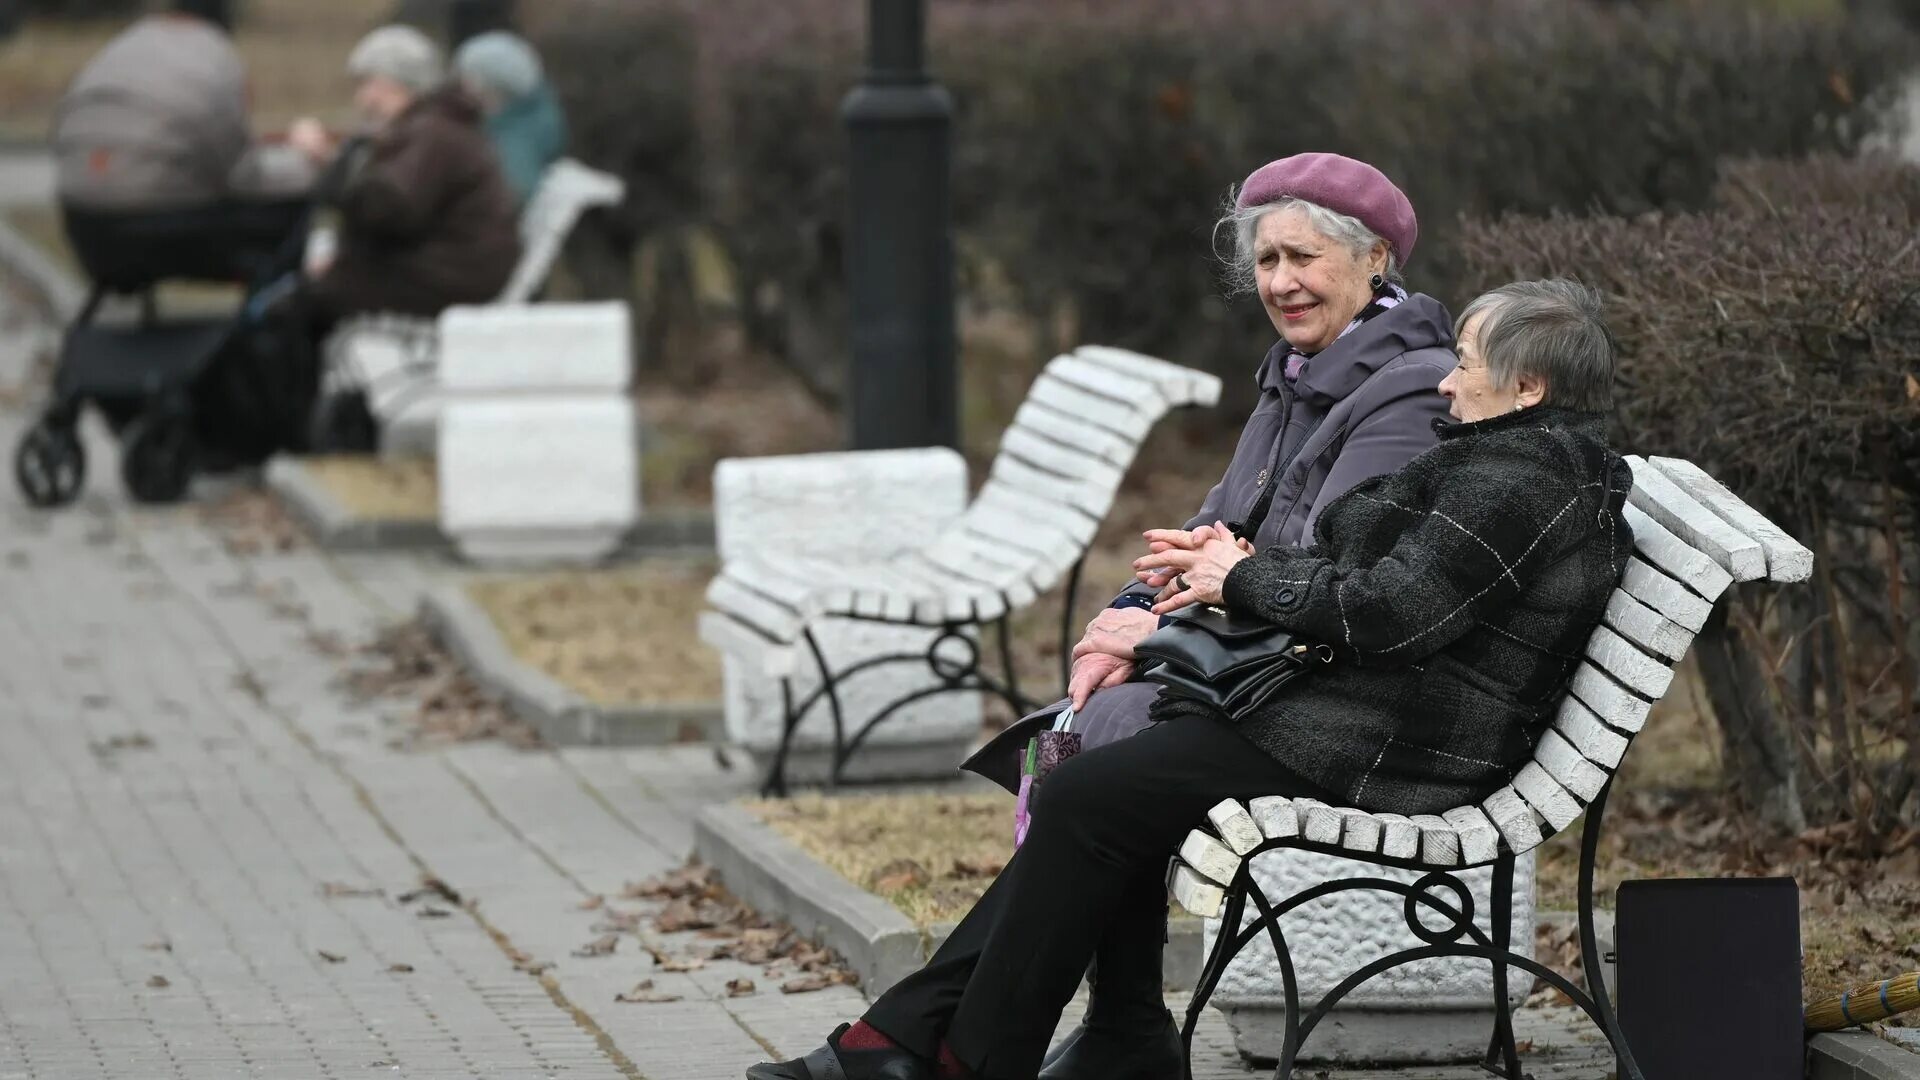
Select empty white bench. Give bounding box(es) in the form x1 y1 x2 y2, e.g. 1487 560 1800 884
698 345 1222 793
1165 454 1811 1080
317 159 628 450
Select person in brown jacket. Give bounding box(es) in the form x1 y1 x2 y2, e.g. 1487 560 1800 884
298 25 521 325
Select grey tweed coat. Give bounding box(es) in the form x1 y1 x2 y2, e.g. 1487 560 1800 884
1155 405 1633 816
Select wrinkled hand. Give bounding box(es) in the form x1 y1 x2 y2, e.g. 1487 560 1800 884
288 117 335 164
1134 520 1252 614
1066 606 1156 709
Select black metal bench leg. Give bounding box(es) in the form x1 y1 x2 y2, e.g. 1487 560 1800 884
761 678 803 797
1578 783 1646 1080
1483 852 1524 1079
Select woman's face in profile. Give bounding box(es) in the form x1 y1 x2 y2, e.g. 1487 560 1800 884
1439 312 1515 422
1254 206 1380 356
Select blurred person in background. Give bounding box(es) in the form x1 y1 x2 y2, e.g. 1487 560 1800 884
962 152 1458 1080
52 0 320 291
287 24 520 328
453 30 568 210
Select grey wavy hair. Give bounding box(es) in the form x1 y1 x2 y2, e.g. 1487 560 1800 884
1454 279 1616 413
1215 192 1403 298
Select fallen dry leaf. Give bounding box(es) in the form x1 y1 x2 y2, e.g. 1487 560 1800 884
949 857 1005 880
318 951 346 964
579 895 606 911
657 956 705 974
868 858 931 894
320 882 383 899
615 980 682 1004
416 906 452 919
142 941 171 952
781 974 834 994
388 963 414 974
572 934 620 958
726 978 756 997
146 975 169 989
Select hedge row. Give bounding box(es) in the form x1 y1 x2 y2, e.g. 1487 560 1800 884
535 0 1913 407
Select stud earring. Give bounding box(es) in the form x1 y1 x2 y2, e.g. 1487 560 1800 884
1369 273 1385 292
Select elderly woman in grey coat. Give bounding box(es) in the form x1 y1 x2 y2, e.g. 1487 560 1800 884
750 279 1631 1080
963 152 1457 1076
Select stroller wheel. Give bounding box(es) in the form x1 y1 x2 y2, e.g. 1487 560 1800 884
14 419 86 508
120 412 196 504
309 389 379 454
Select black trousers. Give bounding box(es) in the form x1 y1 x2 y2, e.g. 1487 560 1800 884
862 714 1336 1080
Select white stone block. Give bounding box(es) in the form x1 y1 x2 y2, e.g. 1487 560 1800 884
711 449 979 778
438 302 632 393
1206 849 1536 1064
438 396 637 564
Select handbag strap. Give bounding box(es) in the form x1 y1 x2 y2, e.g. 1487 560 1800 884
1051 705 1076 733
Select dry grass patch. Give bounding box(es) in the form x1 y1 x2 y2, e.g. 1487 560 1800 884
303 455 438 521
467 562 722 706
743 792 1015 928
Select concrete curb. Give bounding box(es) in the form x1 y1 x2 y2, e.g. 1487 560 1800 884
1809 1031 1920 1079
267 453 716 557
694 800 1204 1000
418 582 721 747
0 215 83 323
266 456 445 552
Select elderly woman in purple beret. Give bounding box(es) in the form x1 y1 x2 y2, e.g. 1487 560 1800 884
957 152 1458 1077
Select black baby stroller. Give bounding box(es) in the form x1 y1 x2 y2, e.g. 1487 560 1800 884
13 196 327 508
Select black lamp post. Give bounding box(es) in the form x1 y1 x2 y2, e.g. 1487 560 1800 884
841 0 958 451
447 0 514 50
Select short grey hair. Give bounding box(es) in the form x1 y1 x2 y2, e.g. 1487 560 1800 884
347 25 445 95
1455 279 1616 413
455 31 545 103
1215 193 1402 298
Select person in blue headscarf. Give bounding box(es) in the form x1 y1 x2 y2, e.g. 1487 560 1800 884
453 31 567 209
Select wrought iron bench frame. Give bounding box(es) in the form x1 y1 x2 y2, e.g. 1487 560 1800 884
1165 455 1814 1080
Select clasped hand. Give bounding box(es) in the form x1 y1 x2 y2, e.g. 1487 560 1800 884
1133 520 1254 614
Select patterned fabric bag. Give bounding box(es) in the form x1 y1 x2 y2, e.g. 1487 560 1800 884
1013 705 1080 848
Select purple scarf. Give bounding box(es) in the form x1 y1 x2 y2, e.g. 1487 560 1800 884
1284 282 1408 383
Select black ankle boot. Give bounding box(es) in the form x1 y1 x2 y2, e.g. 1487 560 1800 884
1038 918 1183 1080
1037 1010 1182 1080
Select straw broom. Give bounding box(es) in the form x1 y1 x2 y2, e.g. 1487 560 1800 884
1804 972 1920 1032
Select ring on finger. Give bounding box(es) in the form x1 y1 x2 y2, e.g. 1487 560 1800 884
1173 575 1189 592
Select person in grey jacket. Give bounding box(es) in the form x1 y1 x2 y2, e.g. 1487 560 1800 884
963 152 1456 1077
750 280 1631 1080
52 0 319 289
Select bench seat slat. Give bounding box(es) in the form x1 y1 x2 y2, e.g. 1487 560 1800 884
1169 862 1225 918
1372 812 1421 860
1250 796 1300 840
1409 814 1461 867
1041 354 1170 414
970 482 1100 547
998 425 1128 490
1569 662 1653 733
1512 763 1583 833
1554 695 1631 768
987 453 1116 521
1649 457 1813 583
1480 786 1544 854
696 611 800 678
1294 798 1341 845
1208 800 1264 856
1604 590 1692 662
1334 807 1383 855
1009 400 1139 469
1625 456 1766 581
1074 344 1222 406
1621 557 1714 632
1179 830 1242 887
1028 373 1154 440
1586 624 1675 700
1535 729 1610 801
1441 806 1500 865
1623 503 1732 600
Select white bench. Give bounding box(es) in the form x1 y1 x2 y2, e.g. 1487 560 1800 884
698 345 1222 793
1165 455 1811 1079
316 159 628 450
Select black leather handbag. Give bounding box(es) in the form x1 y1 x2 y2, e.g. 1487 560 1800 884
1134 604 1331 719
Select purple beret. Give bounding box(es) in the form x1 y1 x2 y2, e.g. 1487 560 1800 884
1237 153 1419 269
